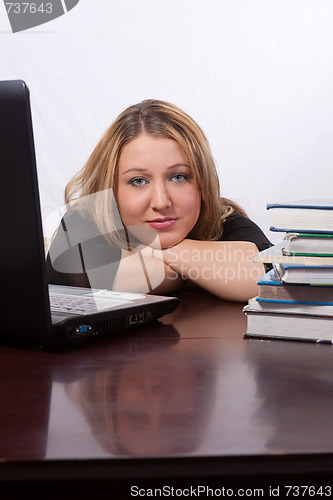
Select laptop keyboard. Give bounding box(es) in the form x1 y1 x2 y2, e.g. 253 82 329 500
50 292 128 315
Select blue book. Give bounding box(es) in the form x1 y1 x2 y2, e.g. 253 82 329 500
266 199 333 233
257 269 281 286
257 268 333 304
273 263 333 285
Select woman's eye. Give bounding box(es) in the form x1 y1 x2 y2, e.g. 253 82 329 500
171 173 187 182
129 177 148 187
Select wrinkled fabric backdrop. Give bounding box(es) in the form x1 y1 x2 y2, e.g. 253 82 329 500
1 0 333 243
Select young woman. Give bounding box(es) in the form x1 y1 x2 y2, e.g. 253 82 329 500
47 100 271 302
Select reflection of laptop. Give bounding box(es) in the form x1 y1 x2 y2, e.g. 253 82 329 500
0 80 179 348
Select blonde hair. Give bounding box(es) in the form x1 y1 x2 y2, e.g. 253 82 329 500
65 99 246 246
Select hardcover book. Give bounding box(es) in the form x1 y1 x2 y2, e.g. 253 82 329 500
253 242 333 266
244 304 333 343
267 199 333 233
244 199 333 342
257 269 333 304
283 233 333 257
246 296 333 315
273 263 333 285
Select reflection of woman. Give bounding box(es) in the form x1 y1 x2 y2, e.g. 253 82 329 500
66 346 217 455
47 100 270 301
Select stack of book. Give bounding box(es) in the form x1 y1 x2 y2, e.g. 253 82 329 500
243 200 333 342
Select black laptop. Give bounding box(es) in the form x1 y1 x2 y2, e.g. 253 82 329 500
0 80 179 348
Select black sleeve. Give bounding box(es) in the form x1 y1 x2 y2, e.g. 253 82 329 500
46 211 122 290
220 213 272 252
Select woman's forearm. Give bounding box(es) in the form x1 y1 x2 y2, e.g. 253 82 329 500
159 239 265 302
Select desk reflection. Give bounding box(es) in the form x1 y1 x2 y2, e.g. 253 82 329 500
61 333 218 456
246 338 333 454
161 288 247 339
0 353 51 460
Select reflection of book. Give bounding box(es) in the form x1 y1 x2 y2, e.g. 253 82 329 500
244 298 333 342
283 233 333 256
267 199 333 233
257 269 333 304
253 241 333 266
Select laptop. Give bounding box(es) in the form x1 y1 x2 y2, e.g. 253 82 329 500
0 80 179 348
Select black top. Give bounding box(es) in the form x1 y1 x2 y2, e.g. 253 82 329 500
46 211 271 289
46 211 122 290
220 213 272 250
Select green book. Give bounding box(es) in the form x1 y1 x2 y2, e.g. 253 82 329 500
253 241 333 266
284 233 333 257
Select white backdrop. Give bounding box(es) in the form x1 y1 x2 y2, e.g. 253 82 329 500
1 0 333 243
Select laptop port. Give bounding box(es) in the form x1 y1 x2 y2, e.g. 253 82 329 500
138 311 145 323
129 314 138 325
129 311 145 325
75 324 92 334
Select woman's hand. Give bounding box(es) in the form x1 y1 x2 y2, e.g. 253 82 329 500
112 247 186 295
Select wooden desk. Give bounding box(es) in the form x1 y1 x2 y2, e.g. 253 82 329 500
1 290 333 496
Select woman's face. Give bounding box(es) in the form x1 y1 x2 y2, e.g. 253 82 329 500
116 133 201 249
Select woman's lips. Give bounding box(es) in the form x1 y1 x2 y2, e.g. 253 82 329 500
147 218 177 229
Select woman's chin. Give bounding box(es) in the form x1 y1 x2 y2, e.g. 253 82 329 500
147 231 183 250
158 236 185 250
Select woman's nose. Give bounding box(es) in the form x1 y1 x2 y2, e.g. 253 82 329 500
150 182 172 210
